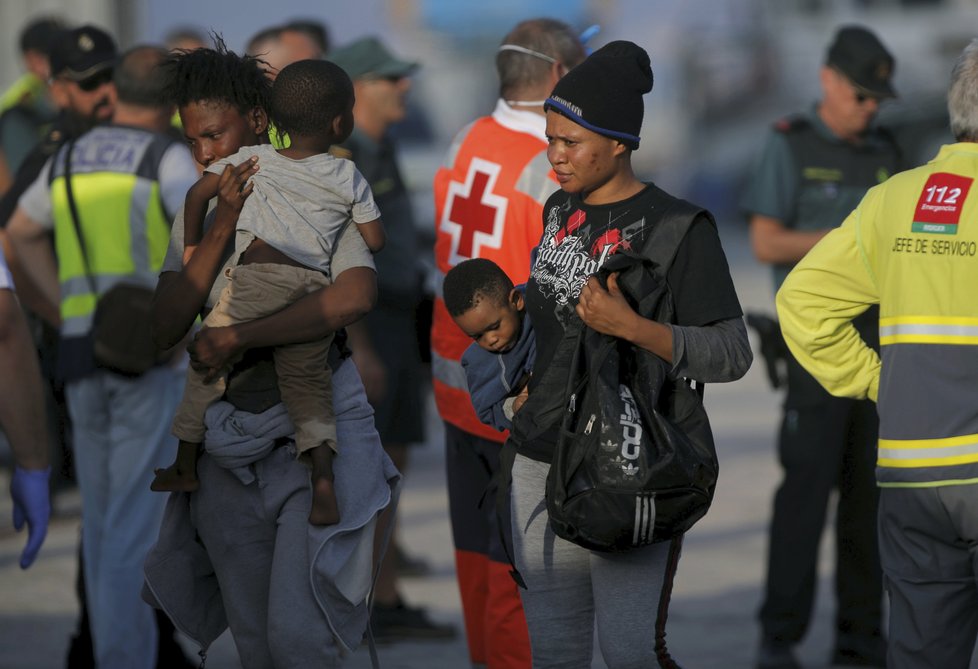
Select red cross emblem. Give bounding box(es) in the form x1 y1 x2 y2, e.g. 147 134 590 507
440 158 508 265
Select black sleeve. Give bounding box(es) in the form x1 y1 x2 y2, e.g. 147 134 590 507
0 145 49 228
666 214 744 327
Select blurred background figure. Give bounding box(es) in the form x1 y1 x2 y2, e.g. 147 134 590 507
283 18 330 56
741 25 902 669
0 16 66 195
0 247 51 571
162 26 209 141
7 43 198 669
246 20 325 79
331 35 457 643
0 21 118 497
163 25 208 52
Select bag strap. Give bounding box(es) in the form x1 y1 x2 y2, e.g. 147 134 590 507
61 139 98 297
634 192 711 398
639 187 704 274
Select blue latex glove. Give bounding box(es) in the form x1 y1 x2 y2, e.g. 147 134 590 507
10 465 51 569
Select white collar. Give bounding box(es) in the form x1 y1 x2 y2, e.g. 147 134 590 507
491 99 547 143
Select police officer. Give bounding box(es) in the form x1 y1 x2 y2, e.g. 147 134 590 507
329 36 459 642
8 44 197 669
741 25 902 669
0 23 117 326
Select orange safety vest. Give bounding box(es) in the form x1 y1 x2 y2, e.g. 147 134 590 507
431 109 557 441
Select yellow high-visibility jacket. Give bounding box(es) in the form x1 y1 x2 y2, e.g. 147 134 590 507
777 142 978 487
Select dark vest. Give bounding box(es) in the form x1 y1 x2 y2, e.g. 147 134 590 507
514 184 705 462
778 115 902 234
778 116 896 358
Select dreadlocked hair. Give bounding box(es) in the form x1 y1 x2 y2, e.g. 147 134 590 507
160 32 272 115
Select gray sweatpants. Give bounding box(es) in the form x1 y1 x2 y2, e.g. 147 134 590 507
878 484 978 669
510 454 683 668
192 444 340 668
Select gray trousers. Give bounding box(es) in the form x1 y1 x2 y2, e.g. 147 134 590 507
879 484 978 669
510 454 683 668
191 444 340 668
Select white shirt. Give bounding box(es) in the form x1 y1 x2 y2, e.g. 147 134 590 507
491 99 548 143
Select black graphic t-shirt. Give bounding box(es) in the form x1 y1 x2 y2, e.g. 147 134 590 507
520 184 743 462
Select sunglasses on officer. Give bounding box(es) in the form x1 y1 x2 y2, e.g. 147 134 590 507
853 89 883 105
832 68 883 106
51 69 114 92
75 69 114 92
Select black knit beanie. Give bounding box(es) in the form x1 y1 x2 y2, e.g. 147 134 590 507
545 40 653 150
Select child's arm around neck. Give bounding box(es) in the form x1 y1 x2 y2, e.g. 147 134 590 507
182 154 259 265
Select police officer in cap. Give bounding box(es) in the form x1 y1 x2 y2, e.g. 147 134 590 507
741 25 903 669
6 33 198 668
0 24 118 322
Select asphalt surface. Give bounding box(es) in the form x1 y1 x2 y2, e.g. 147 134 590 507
2 229 975 668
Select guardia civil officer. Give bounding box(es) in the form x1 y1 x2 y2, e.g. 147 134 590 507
741 25 903 669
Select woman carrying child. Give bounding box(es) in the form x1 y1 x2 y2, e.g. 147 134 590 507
152 58 385 530
143 41 397 668
510 41 752 667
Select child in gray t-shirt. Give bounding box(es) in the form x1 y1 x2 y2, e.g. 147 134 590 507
152 60 384 527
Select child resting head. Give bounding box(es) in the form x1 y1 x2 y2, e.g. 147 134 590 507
444 257 526 354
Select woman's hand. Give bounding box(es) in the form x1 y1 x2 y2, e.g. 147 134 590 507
512 384 530 414
188 325 243 382
575 273 640 340
577 272 674 361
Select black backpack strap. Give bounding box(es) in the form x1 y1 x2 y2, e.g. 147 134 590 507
602 191 708 398
638 189 707 281
647 196 710 399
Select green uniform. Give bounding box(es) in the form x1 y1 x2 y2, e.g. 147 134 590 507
740 104 901 656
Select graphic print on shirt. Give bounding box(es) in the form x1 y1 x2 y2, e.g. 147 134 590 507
530 199 645 323
440 157 508 265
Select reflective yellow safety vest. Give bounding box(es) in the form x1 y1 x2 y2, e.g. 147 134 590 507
0 73 45 113
778 142 978 487
47 125 178 378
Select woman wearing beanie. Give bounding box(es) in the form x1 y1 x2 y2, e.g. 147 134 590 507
509 41 752 667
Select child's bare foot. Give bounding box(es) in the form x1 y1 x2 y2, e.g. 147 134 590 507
150 464 199 492
309 476 340 525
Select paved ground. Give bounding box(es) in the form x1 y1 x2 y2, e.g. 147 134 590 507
1 230 975 668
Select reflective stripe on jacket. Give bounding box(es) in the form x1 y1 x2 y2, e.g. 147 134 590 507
49 125 179 381
777 142 978 487
49 126 176 338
